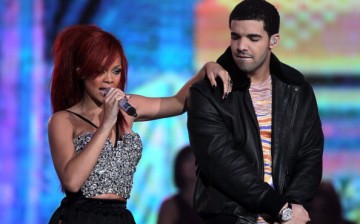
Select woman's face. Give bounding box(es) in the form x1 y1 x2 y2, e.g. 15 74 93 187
83 57 122 105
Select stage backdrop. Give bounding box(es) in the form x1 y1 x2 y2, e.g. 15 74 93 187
0 0 359 223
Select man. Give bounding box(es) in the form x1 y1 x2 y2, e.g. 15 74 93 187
187 0 324 223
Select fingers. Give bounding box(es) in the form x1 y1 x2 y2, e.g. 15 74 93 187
204 62 218 88
105 88 125 99
104 88 126 107
213 71 232 99
303 208 310 223
291 204 310 224
222 71 232 99
203 61 232 99
207 71 217 88
214 70 232 99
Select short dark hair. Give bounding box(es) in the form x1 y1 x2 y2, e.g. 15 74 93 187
229 0 280 37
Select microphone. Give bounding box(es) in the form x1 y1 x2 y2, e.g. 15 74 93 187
118 98 137 117
104 88 137 117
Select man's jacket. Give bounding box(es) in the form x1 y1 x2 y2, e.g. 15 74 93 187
187 47 324 223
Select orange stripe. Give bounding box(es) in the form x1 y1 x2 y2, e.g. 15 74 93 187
258 117 272 122
260 131 271 138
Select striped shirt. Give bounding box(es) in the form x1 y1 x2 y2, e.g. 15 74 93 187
249 75 273 223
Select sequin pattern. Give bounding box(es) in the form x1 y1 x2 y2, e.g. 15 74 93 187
73 132 143 199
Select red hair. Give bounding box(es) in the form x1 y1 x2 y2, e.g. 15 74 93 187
50 25 128 129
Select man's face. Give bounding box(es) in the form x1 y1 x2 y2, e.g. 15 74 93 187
230 20 273 76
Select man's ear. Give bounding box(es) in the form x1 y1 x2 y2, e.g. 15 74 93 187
269 34 280 49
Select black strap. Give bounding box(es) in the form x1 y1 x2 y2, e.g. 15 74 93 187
65 109 98 128
115 121 119 147
65 109 119 147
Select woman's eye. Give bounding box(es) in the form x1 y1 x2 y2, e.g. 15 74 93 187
113 69 121 75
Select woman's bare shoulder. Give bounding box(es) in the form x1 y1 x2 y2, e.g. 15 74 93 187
48 110 74 130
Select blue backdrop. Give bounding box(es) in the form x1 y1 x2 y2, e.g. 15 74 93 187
0 0 359 223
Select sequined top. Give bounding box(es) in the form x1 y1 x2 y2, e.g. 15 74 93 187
73 132 143 199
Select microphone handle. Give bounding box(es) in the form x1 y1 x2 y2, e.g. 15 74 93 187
104 88 137 117
119 98 137 117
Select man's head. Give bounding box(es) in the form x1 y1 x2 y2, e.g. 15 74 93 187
228 0 280 76
229 0 280 38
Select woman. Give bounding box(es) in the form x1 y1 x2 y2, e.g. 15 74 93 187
48 24 231 223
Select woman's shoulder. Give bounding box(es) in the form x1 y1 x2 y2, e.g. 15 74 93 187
49 110 71 122
48 110 74 130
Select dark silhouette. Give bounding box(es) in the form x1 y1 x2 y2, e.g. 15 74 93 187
309 181 355 224
158 146 203 224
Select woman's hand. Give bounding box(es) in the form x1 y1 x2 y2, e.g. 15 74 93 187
204 61 232 99
101 88 126 128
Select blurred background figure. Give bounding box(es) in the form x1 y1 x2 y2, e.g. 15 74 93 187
309 181 355 224
157 146 202 224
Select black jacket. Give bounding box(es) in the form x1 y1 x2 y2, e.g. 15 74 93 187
187 47 324 223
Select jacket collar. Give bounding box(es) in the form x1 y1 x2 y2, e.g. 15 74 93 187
216 46 305 90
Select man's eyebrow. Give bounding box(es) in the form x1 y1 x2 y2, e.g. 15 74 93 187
230 32 262 38
247 33 262 38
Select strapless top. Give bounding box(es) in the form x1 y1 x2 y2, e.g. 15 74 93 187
73 132 143 199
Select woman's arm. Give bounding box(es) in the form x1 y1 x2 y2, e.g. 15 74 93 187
131 62 231 121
